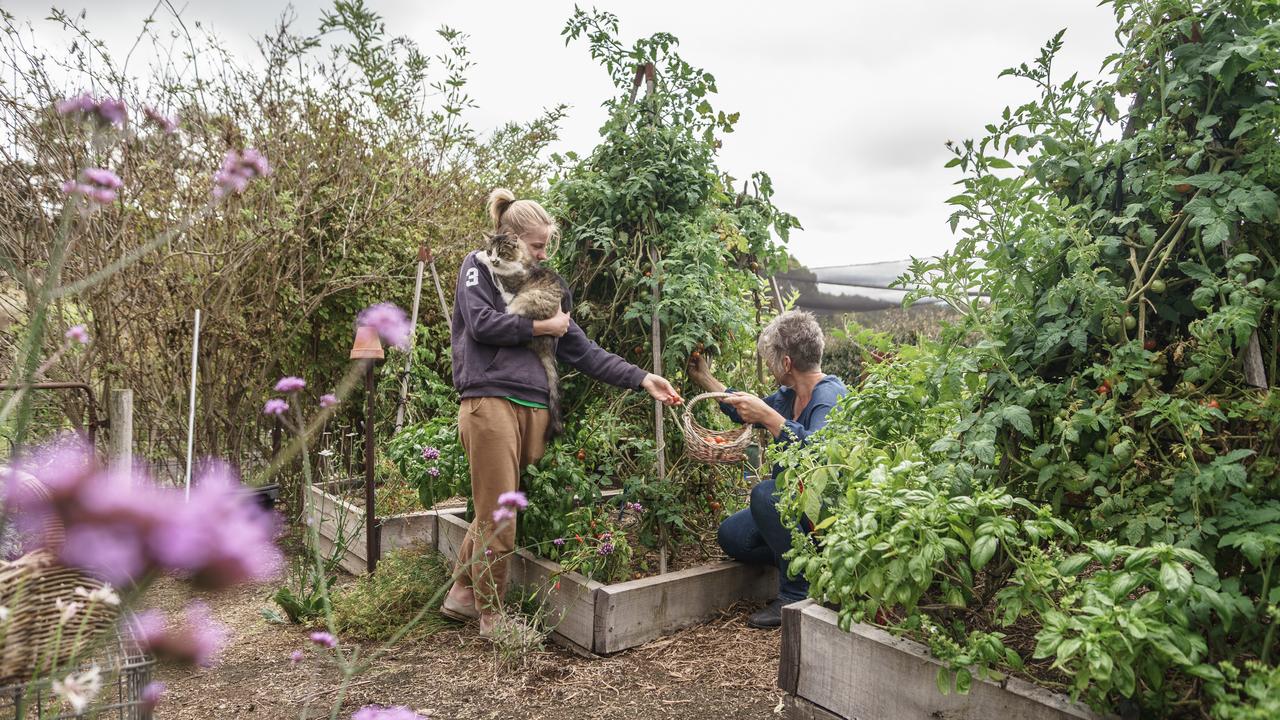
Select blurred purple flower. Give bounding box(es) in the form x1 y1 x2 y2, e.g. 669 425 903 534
55 93 126 127
148 462 284 589
139 681 166 712
212 148 271 198
273 376 306 393
420 446 440 461
130 602 227 667
426 467 440 478
289 649 304 665
351 706 428 720
356 303 411 350
552 538 565 547
598 542 615 556
4 440 282 590
263 399 289 416
496 491 528 511
309 631 337 649
61 168 123 207
627 502 644 513
65 325 90 344
319 394 339 409
491 507 515 525
142 106 178 134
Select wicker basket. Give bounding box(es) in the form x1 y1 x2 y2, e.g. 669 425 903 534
3 470 67 554
0 552 120 683
676 392 754 465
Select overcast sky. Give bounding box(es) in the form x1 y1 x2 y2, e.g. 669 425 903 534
8 1 1121 268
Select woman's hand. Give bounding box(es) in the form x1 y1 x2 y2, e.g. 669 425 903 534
641 374 684 406
533 309 570 337
685 353 725 393
723 392 785 436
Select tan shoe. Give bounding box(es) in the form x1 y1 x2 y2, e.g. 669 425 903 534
440 589 479 623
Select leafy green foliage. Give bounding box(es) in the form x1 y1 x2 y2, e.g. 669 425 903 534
776 1 1280 714
329 543 453 640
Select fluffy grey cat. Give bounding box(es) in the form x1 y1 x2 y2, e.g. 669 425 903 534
476 233 568 439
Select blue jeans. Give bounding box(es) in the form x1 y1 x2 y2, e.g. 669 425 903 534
716 478 808 602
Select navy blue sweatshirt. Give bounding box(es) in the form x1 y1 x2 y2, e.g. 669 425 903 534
450 251 648 404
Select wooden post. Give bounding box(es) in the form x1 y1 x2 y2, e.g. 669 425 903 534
394 245 429 433
1224 224 1268 388
109 388 132 473
183 308 202 501
650 246 668 574
364 361 380 573
426 243 451 334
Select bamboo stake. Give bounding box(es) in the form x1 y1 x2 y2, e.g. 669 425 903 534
394 246 428 432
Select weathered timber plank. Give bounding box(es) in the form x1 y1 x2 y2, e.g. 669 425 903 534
380 512 438 553
315 532 366 576
783 695 844 720
434 512 601 650
778 599 805 694
592 560 776 654
795 602 1103 720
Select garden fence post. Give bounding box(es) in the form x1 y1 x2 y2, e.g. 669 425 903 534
650 245 668 574
109 388 132 473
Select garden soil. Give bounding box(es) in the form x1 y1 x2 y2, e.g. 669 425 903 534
146 577 783 719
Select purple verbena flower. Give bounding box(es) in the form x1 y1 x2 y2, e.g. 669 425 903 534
61 168 123 207
420 446 440 461
491 507 515 525
212 148 271 198
289 649 304 665
356 303 412 351
273 376 306 393
319 394 339 409
597 542 615 556
130 602 227 667
4 439 282 590
497 491 528 511
426 467 440 478
65 325 90 344
351 705 429 720
139 681 166 712
552 538 565 547
309 631 337 649
142 106 178 134
148 462 284 589
599 532 612 542
55 93 126 127
263 399 289 416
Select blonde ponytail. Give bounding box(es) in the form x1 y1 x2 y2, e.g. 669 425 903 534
484 187 560 246
487 188 516 233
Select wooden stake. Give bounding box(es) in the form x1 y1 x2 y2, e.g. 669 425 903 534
651 246 668 575
394 246 428 433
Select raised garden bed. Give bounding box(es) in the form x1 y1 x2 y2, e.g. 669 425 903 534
306 481 441 576
433 510 776 655
778 600 1105 720
309 480 780 654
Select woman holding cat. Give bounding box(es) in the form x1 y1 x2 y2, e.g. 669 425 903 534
441 188 683 637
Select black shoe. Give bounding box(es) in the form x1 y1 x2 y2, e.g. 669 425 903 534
746 599 786 629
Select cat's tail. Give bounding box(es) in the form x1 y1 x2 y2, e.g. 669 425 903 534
531 337 563 440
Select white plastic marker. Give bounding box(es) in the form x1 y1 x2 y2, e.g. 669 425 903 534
183 308 202 500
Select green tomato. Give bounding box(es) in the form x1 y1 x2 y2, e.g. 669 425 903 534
1093 438 1108 453
1031 456 1050 470
1123 315 1137 331
1150 279 1167 293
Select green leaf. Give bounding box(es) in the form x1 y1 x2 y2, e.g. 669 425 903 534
1000 405 1033 435
1160 562 1193 595
971 535 998 571
986 157 1015 169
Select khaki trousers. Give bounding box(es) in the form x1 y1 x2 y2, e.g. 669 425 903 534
455 396 549 612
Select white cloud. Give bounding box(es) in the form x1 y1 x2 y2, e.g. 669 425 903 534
8 0 1121 266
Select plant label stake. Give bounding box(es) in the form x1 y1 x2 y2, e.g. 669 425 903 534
183 308 201 501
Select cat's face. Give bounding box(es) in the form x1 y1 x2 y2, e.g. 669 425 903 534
487 234 532 279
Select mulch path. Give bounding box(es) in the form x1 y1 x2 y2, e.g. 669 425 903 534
147 576 784 719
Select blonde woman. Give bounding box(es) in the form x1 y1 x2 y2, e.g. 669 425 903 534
441 189 682 636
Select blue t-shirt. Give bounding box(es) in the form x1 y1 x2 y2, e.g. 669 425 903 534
719 375 849 453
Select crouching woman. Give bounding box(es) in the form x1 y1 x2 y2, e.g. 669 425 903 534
687 310 848 628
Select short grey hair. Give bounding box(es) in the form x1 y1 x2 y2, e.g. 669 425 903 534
758 310 824 376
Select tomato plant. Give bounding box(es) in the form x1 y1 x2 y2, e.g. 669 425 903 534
777 1 1280 715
